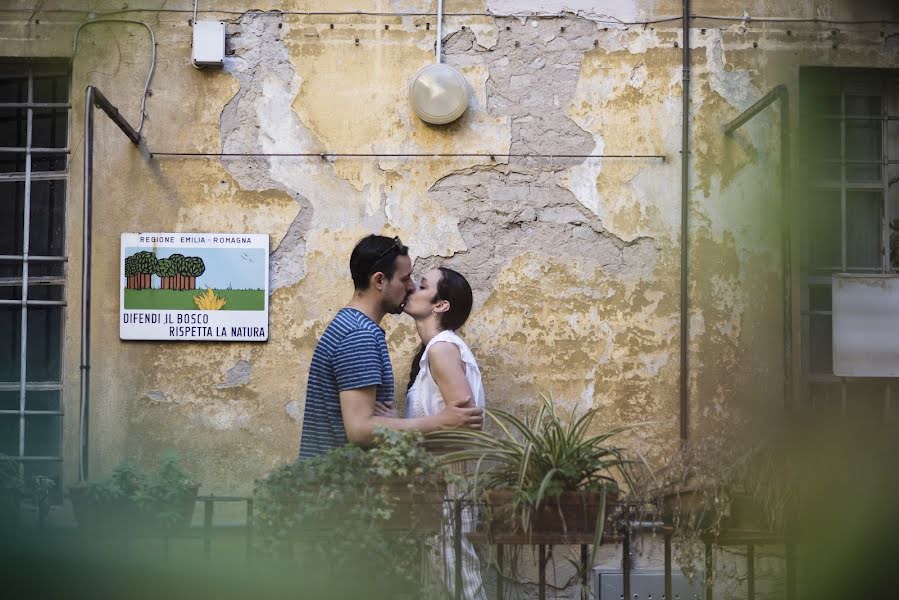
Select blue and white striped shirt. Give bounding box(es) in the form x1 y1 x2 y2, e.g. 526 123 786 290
299 308 394 459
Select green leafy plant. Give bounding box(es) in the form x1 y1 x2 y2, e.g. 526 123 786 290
68 454 198 530
27 474 56 527
132 454 199 527
427 397 642 539
628 431 799 583
0 454 23 493
253 429 445 597
0 455 24 526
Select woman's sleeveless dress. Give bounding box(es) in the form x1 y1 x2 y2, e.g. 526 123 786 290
405 330 487 600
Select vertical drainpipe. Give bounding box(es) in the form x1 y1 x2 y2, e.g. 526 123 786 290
779 89 793 417
680 0 691 442
80 86 94 481
80 86 141 481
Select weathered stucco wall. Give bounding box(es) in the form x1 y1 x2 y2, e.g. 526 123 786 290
0 0 896 496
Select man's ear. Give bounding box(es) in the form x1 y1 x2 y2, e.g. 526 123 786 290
371 271 385 291
433 299 450 315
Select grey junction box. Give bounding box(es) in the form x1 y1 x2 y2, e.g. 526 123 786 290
594 569 704 600
192 21 226 67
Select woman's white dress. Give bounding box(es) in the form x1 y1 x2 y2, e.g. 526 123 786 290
405 329 487 600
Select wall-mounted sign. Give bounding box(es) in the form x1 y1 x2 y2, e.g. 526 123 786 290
120 233 269 341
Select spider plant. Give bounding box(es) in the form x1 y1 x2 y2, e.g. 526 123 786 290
427 397 643 539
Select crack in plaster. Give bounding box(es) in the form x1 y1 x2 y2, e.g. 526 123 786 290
221 14 386 292
422 21 658 299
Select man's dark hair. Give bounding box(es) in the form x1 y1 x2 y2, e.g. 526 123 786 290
349 234 409 290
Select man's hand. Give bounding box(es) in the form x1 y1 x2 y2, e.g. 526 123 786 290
437 395 484 430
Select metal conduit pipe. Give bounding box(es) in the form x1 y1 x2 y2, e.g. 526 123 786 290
436 0 444 63
680 0 691 442
79 86 141 481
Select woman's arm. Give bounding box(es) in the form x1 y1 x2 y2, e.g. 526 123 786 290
428 341 475 409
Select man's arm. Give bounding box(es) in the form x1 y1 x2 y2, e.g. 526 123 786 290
340 386 482 446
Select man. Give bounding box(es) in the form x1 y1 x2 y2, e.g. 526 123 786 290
299 234 483 459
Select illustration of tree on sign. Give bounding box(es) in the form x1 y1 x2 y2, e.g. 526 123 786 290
155 257 177 289
124 252 206 290
123 245 265 311
185 256 206 289
124 251 158 290
164 254 207 290
151 254 206 290
168 254 187 290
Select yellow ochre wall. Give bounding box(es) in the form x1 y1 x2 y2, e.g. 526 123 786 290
1 0 896 493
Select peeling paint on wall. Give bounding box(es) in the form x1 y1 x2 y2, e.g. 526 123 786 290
2 0 893 498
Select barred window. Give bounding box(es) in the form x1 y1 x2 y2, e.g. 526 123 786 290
800 67 899 422
0 59 69 496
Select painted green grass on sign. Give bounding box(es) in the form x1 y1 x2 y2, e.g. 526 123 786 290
124 289 265 311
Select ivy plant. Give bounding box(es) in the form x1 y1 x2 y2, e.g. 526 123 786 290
253 428 445 598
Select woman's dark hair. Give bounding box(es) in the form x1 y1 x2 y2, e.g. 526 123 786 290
407 267 473 391
434 267 473 332
349 234 409 290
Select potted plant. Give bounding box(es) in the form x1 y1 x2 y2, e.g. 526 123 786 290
254 428 444 539
253 429 446 598
0 454 23 528
68 454 199 533
649 433 794 534
427 397 640 542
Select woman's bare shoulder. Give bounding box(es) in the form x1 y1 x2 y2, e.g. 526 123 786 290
428 340 462 364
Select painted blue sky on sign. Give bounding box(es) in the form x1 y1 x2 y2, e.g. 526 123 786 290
125 247 266 290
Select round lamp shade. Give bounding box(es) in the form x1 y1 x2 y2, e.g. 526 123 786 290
408 63 471 125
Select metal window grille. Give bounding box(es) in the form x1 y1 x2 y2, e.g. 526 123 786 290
800 68 899 422
0 59 70 494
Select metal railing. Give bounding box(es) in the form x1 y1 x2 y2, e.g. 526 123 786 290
3 496 796 600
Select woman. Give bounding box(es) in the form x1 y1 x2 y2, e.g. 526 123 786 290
402 267 487 600
404 267 484 421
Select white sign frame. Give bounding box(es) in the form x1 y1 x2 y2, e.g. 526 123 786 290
120 233 269 342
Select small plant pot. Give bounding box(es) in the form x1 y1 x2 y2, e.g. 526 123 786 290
379 477 446 533
484 489 619 535
725 493 768 531
660 487 726 529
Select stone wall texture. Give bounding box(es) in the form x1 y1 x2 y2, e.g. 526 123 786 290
1 1 896 502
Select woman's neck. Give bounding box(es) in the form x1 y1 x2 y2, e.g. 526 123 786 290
415 316 443 345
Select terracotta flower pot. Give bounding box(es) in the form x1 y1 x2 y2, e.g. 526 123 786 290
484 488 619 535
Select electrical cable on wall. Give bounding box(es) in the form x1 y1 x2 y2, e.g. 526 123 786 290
191 0 203 70
8 7 898 26
149 151 666 161
72 19 157 134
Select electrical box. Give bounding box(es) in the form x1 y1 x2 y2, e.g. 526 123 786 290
192 21 226 67
594 569 704 600
833 273 899 377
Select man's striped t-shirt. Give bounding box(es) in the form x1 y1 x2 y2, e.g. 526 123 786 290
299 308 394 459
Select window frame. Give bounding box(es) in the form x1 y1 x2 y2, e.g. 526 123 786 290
799 67 899 422
0 59 70 489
